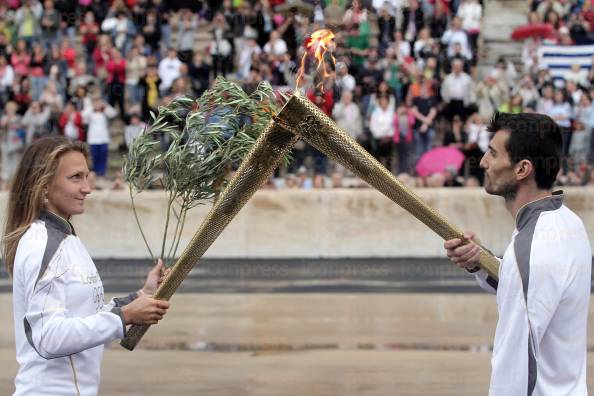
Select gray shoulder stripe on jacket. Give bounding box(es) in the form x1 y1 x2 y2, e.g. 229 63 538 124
35 210 74 288
513 192 563 396
35 228 67 288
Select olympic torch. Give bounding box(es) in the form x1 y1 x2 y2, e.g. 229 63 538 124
121 28 499 350
120 92 500 351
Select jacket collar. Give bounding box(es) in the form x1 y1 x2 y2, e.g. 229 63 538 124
515 190 564 231
39 209 75 235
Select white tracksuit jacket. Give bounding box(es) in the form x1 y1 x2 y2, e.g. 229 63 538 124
472 192 591 396
12 211 137 396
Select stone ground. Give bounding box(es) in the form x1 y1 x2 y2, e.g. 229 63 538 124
3 293 594 395
1 348 494 395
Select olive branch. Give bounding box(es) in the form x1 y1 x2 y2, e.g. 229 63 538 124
123 77 288 264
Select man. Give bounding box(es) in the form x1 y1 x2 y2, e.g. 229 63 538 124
335 62 356 97
441 58 475 121
445 112 591 395
158 48 182 95
332 90 363 142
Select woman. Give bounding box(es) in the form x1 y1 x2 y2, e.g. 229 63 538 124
10 39 30 79
5 136 170 395
369 94 395 171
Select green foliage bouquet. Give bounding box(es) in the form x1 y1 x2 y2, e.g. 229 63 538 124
123 77 287 263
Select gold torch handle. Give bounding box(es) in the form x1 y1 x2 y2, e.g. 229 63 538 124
275 95 500 280
120 123 298 351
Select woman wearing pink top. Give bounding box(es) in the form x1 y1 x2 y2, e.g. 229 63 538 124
10 40 31 78
105 48 126 117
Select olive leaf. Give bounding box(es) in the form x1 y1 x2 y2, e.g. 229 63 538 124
123 77 289 263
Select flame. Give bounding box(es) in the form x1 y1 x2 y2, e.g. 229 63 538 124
295 29 336 92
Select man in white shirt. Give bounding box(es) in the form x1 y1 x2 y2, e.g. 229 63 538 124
442 17 472 60
441 59 475 120
445 112 591 395
263 30 287 61
335 62 356 95
158 48 182 95
332 89 363 141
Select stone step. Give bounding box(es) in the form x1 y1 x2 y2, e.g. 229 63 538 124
482 0 528 41
482 41 524 58
477 0 528 72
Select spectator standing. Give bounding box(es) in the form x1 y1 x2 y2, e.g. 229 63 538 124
441 59 475 120
60 37 77 78
21 101 50 143
29 43 48 101
188 52 211 97
377 5 396 55
536 83 555 114
412 83 438 159
12 77 32 116
40 0 60 49
68 62 96 97
0 101 24 189
58 100 85 141
0 55 14 104
475 72 507 120
401 0 424 42
125 113 146 149
142 9 162 54
335 62 356 97
82 98 117 177
428 0 449 39
210 12 233 77
139 64 161 120
125 47 146 105
571 94 593 170
14 0 42 46
237 37 261 81
393 101 415 174
457 0 482 63
177 9 198 63
332 89 364 142
550 88 573 174
80 11 100 63
158 48 182 95
10 40 31 79
442 17 472 61
464 112 488 184
105 48 126 117
369 94 395 170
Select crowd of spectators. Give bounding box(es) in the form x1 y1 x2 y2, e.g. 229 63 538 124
0 0 594 191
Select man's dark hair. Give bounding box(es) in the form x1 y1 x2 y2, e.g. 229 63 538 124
486 112 562 190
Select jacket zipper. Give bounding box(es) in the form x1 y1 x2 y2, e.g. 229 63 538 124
69 356 81 396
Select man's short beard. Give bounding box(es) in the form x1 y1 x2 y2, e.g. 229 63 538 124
485 179 518 202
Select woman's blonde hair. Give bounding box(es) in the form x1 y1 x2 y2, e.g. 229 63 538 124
3 136 89 275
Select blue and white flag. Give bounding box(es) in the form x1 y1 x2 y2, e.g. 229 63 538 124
538 44 594 80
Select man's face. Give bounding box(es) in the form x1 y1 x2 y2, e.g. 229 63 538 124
480 130 518 197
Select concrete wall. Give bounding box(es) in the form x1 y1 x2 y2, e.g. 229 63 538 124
1 187 593 259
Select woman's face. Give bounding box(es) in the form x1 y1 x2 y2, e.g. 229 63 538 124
546 11 558 24
46 151 91 219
